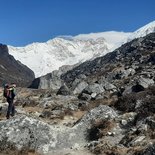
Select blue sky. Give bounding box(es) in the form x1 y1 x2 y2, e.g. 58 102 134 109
0 0 154 46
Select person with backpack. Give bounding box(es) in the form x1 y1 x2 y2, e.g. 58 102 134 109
3 83 16 119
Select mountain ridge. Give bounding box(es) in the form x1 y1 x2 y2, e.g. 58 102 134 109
8 21 155 78
0 44 35 87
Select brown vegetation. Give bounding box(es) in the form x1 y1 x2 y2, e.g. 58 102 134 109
87 119 115 141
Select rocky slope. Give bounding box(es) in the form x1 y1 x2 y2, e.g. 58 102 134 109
29 21 155 90
0 44 35 87
128 21 155 41
61 32 155 96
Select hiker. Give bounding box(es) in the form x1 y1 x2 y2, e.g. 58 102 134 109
3 83 16 119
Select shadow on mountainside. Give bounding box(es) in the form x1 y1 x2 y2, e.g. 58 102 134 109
0 44 35 87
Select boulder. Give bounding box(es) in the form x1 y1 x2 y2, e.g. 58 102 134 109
56 84 71 96
137 77 154 88
0 115 86 154
138 143 155 155
146 116 155 130
122 68 136 77
0 103 8 117
0 105 117 154
75 105 117 131
102 81 116 91
73 81 88 95
78 93 92 101
82 83 105 95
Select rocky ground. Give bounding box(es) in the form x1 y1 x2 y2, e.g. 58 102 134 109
0 85 155 155
0 33 155 155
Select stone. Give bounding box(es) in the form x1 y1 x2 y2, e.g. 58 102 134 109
82 83 105 95
91 92 97 99
103 82 116 91
0 106 117 154
146 116 155 130
75 105 117 131
78 93 91 101
73 81 88 95
56 84 71 96
130 136 146 146
137 77 154 88
0 115 86 154
121 120 128 126
139 143 155 155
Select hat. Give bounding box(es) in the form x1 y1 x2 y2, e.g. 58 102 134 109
4 83 9 88
12 84 16 88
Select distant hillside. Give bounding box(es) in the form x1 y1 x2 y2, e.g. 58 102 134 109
0 44 35 87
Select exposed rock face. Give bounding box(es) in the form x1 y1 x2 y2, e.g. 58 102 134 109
0 44 35 87
75 105 117 129
29 65 76 90
56 83 71 96
29 70 62 90
0 105 116 154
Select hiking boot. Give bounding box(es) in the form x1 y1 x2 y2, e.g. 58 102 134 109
6 116 10 119
11 114 14 117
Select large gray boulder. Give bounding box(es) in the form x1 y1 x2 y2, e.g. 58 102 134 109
73 81 88 95
0 105 117 154
82 83 105 95
30 64 77 90
31 71 63 90
102 81 116 91
0 115 85 154
56 83 71 96
137 77 154 88
123 76 154 95
121 68 136 78
75 105 117 132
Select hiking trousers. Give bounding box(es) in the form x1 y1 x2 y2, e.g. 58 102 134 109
6 98 15 119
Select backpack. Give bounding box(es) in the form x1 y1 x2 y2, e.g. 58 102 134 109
3 87 9 98
3 87 15 99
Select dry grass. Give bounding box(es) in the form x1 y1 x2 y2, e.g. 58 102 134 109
0 115 6 121
23 106 42 114
27 150 41 155
73 110 86 120
87 119 116 141
90 143 152 155
90 140 130 155
0 150 41 155
80 95 118 112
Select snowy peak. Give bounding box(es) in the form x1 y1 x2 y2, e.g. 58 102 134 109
8 36 113 78
74 31 131 45
8 21 155 78
128 21 155 41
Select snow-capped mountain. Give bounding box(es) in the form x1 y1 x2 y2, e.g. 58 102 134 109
8 32 130 77
8 21 155 78
128 21 155 41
